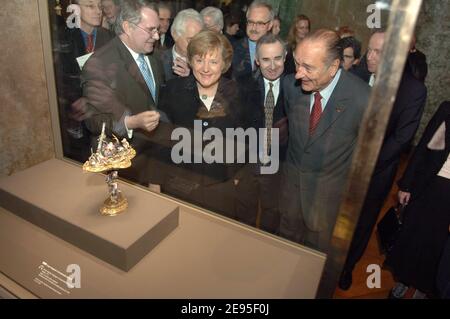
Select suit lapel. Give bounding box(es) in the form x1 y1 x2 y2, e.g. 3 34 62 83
119 43 151 99
149 53 163 106
73 28 87 56
298 92 311 146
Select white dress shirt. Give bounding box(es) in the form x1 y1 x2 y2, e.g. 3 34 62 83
438 153 450 179
309 69 342 113
263 77 281 106
369 73 376 87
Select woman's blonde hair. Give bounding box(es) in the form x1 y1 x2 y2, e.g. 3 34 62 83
286 14 311 50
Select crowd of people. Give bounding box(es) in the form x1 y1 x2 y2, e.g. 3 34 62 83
53 0 449 299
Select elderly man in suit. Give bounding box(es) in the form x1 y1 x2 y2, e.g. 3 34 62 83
159 9 204 81
279 29 370 252
80 0 165 187
235 33 288 234
231 1 274 80
338 30 427 290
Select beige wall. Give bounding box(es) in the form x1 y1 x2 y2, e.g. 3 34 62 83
0 0 55 176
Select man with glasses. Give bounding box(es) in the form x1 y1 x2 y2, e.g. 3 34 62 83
80 0 166 187
58 0 113 162
231 0 274 80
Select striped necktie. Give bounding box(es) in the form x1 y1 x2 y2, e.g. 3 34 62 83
137 54 156 101
309 92 322 135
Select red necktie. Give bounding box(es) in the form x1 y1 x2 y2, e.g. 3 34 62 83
309 92 322 136
86 34 94 53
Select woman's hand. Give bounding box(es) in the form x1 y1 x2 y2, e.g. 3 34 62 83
398 191 411 206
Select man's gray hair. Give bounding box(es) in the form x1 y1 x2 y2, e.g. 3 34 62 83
200 6 224 30
246 0 275 21
115 0 158 36
171 9 204 38
255 33 287 58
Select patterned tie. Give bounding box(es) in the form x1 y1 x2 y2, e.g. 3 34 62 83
86 34 94 53
309 92 322 136
264 82 275 156
137 54 156 101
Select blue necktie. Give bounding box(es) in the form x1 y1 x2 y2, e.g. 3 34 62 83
137 54 156 102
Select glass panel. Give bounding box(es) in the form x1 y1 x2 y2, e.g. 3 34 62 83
47 0 422 263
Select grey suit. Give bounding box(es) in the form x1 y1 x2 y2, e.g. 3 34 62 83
279 70 370 251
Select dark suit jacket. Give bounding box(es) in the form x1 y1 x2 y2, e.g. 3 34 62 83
155 32 174 51
81 37 166 184
59 27 113 103
158 75 245 186
239 71 288 163
231 37 253 80
158 47 176 82
282 70 370 233
398 101 450 198
358 68 427 200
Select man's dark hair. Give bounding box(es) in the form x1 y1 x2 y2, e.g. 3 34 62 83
338 36 362 60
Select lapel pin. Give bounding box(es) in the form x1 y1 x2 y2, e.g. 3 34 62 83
336 106 344 113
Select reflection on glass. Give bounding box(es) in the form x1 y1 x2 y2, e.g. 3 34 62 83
48 0 407 255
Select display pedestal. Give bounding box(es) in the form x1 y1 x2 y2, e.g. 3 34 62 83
0 159 179 271
0 159 326 298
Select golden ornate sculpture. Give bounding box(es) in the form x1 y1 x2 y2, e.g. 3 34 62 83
83 123 136 216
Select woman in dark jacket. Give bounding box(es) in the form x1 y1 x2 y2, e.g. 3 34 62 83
157 30 244 218
385 101 450 298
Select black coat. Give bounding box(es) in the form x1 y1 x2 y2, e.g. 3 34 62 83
356 68 427 199
59 27 113 102
398 101 450 197
231 37 253 80
158 75 246 185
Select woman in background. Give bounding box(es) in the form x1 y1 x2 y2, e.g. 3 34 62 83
284 14 311 74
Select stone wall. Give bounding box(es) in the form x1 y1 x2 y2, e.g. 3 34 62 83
414 0 450 143
0 0 55 176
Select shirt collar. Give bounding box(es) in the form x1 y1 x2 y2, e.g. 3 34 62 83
80 28 97 37
121 39 140 62
317 69 342 101
248 38 257 49
263 77 280 90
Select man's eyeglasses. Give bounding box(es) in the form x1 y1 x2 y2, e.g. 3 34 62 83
130 22 160 37
246 20 271 28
